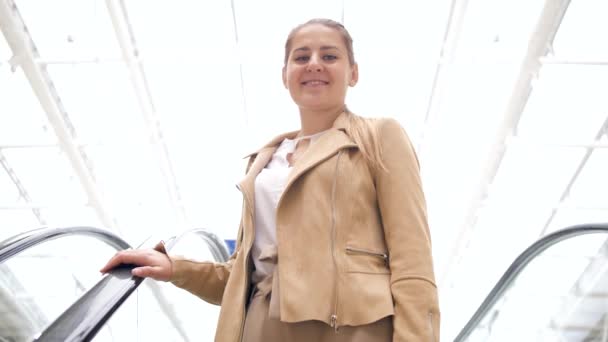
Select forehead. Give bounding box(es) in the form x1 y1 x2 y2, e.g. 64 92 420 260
289 24 345 50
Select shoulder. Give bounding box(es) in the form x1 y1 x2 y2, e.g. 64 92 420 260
351 115 410 145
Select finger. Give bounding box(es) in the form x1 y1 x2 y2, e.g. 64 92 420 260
132 265 162 280
100 252 124 273
100 251 148 273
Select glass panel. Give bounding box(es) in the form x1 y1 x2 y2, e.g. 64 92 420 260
92 280 185 342
548 208 608 235
0 66 56 145
0 33 11 61
94 229 223 341
14 0 121 60
0 210 40 241
46 63 148 144
123 1 236 60
567 149 608 207
552 0 608 59
489 144 585 206
455 0 545 59
0 167 20 203
462 229 608 341
0 234 119 341
2 148 88 206
517 64 608 141
345 1 451 139
161 230 222 341
83 143 177 243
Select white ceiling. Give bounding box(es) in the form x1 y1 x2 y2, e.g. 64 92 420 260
1 0 607 340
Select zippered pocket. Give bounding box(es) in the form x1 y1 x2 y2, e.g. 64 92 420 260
345 246 389 264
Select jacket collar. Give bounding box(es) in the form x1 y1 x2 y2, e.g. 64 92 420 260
237 111 356 207
242 111 351 159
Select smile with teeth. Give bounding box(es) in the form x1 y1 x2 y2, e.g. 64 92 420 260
302 80 329 86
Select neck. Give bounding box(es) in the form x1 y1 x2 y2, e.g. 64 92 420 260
298 105 345 137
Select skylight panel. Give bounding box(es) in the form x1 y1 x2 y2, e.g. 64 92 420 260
15 0 121 60
1 147 88 206
552 0 608 59
517 64 608 141
0 67 56 145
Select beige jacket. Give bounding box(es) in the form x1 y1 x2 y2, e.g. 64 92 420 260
168 113 440 341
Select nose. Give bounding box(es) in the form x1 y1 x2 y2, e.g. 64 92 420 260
306 54 323 73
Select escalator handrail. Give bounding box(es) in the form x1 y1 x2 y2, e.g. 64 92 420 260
164 228 231 262
0 226 131 264
35 226 230 341
454 223 608 341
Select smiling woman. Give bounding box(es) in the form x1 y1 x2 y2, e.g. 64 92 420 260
101 18 440 342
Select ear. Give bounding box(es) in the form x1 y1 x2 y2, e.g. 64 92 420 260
349 63 359 87
282 66 288 89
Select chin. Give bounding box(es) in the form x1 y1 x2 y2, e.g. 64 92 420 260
295 97 333 109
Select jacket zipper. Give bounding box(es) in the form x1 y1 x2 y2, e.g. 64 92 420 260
329 151 342 332
428 312 436 342
345 246 389 264
236 184 255 342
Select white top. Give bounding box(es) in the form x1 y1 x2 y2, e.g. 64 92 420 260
251 130 328 281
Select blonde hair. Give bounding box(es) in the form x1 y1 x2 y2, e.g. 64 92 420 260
344 109 386 172
284 18 355 66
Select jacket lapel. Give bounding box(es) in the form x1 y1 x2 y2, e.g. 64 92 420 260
237 131 298 210
237 111 355 214
282 111 354 195
282 128 357 197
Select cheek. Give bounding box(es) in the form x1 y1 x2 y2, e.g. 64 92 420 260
286 70 300 88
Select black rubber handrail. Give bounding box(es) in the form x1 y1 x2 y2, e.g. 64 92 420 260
0 226 188 342
0 226 130 264
454 223 608 341
34 264 142 341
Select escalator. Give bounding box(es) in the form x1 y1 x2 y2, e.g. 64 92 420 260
455 223 608 341
1 224 606 341
0 226 229 342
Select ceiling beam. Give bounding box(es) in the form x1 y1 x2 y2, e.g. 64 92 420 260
540 57 608 66
0 0 118 232
439 0 572 285
105 0 188 231
229 0 249 124
417 0 469 152
540 117 608 235
0 151 45 225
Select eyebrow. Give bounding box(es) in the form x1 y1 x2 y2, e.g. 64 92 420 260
293 45 340 53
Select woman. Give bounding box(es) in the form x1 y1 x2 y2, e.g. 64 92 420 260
101 18 440 342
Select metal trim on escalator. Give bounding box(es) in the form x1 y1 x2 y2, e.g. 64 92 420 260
0 226 131 264
454 223 608 341
9 226 230 342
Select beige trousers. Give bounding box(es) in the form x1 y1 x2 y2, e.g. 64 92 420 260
241 289 393 342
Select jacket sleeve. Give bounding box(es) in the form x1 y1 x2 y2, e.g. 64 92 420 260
165 220 244 306
165 157 254 305
375 118 440 341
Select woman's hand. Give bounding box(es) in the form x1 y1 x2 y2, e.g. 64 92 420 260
99 248 173 281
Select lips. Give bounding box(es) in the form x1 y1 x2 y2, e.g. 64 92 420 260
301 80 329 86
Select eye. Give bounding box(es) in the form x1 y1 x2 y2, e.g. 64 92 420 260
294 55 309 62
323 54 337 61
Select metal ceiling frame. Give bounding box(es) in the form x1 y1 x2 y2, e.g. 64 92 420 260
1 1 197 339
0 0 118 233
105 0 188 232
438 0 572 285
417 0 469 153
0 151 45 225
540 117 608 235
